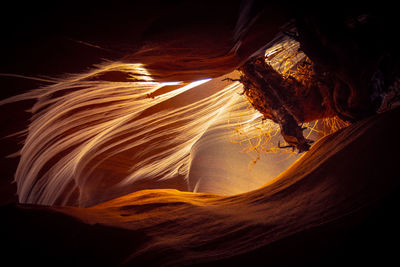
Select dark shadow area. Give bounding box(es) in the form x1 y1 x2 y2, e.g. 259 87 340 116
1 2 400 266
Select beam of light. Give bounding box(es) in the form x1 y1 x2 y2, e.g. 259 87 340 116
0 36 351 207
3 62 298 207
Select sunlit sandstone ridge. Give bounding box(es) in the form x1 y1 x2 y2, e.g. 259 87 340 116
1 62 304 207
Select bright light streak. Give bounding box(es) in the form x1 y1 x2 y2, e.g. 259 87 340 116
1 63 298 207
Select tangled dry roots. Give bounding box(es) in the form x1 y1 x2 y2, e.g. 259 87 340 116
237 55 338 153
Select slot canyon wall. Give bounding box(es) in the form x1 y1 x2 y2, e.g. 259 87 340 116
1 1 400 266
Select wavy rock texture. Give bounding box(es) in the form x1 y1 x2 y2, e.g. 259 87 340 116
2 107 399 266
1 3 399 267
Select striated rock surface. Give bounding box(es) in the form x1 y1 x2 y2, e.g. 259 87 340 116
2 107 400 266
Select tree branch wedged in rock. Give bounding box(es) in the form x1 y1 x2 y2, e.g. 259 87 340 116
237 56 317 153
236 7 400 153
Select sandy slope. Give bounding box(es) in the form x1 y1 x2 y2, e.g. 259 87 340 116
2 107 400 266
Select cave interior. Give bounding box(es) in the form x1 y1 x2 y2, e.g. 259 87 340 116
1 1 400 266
